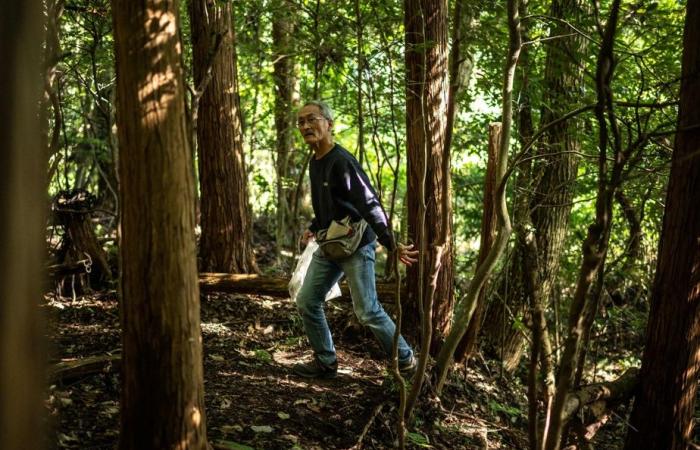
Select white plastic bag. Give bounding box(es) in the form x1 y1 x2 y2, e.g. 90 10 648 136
288 240 342 302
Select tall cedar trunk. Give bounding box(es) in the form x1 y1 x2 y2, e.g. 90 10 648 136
0 2 45 449
624 2 700 448
272 2 298 255
483 0 586 371
112 1 208 448
190 0 258 274
404 0 453 355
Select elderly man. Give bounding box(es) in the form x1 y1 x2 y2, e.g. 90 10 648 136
292 100 418 379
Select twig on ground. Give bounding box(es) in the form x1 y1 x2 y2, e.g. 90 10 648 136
352 401 387 449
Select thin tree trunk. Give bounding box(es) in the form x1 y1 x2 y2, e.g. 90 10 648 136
190 0 258 274
454 123 501 362
42 0 64 166
624 1 700 448
272 1 298 257
355 0 365 167
404 0 453 356
543 2 622 448
434 0 520 393
444 0 475 158
0 2 46 449
483 0 588 373
112 0 208 447
462 0 533 366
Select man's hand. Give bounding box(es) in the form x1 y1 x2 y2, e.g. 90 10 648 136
396 243 419 266
301 229 315 246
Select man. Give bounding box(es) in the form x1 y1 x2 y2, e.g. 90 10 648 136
292 100 419 379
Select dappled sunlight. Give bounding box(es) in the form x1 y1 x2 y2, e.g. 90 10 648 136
138 66 178 126
136 5 181 129
143 8 178 51
190 405 202 427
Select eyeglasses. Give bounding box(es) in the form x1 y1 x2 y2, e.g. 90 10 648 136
297 115 326 128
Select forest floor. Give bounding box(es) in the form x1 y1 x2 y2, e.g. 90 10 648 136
42 286 637 450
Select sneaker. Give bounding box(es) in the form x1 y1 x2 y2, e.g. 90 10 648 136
292 358 338 379
398 354 417 377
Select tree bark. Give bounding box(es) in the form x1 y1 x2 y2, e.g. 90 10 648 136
53 189 112 290
454 123 501 362
112 0 208 448
272 0 299 257
624 2 700 448
190 0 258 274
434 0 519 393
404 0 454 355
0 2 46 449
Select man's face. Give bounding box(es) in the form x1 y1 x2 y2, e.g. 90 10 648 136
297 105 332 146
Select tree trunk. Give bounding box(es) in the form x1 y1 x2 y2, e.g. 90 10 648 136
543 2 623 447
272 1 299 257
443 0 476 159
433 0 520 393
112 0 208 448
404 0 454 355
190 0 258 274
53 189 112 290
483 0 588 372
454 123 501 362
624 2 700 448
0 2 46 449
199 273 406 300
464 0 534 368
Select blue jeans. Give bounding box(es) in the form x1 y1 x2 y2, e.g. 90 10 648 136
295 241 414 367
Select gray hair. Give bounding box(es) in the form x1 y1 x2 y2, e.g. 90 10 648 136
302 100 334 122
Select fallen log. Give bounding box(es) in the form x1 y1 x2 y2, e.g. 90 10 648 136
555 367 639 448
561 367 639 423
199 273 406 301
49 354 121 384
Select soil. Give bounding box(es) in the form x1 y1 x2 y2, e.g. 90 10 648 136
43 289 535 450
43 249 645 450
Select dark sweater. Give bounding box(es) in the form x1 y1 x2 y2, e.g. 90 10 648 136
308 144 396 251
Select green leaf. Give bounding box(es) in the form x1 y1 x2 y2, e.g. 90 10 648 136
253 349 272 362
277 411 290 420
215 441 255 450
407 432 431 447
251 425 273 433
